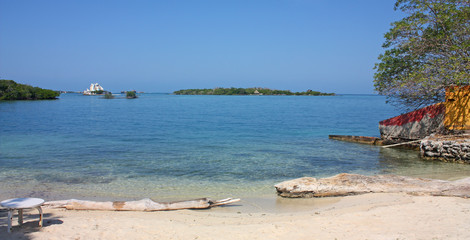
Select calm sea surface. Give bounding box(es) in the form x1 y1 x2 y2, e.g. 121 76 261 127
1 93 470 201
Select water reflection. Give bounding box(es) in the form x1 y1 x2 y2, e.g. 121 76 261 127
377 147 470 180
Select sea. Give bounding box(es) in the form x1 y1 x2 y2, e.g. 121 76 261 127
1 93 470 202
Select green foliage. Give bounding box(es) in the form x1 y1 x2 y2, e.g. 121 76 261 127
173 87 334 96
103 92 114 99
0 80 60 100
374 0 470 111
126 91 137 98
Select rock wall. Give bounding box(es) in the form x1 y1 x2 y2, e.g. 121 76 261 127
420 135 470 163
379 103 445 142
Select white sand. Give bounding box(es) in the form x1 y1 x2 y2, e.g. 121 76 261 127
1 193 469 240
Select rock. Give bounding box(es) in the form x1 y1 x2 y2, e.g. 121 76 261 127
449 149 459 155
432 142 442 149
420 135 470 162
425 152 441 157
442 153 454 159
424 145 433 151
274 173 470 198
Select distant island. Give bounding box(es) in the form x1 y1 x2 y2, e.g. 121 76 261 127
173 87 335 96
0 80 60 100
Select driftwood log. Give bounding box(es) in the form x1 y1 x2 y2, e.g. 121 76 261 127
44 198 240 211
275 173 470 198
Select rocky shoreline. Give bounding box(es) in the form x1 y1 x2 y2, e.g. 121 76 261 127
275 173 470 198
420 134 470 163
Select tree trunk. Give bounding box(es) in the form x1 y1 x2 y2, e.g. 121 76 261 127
44 198 239 211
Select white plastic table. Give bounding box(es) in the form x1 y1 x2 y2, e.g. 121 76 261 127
1 198 44 233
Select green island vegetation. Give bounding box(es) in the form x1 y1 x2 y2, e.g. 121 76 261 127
173 87 335 96
374 0 470 111
103 92 114 99
126 91 138 98
0 80 60 100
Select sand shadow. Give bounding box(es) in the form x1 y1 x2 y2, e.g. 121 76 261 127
0 209 63 239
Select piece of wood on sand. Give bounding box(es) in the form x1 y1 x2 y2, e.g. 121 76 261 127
44 198 240 211
275 173 470 198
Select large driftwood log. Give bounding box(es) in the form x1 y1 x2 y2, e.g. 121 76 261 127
44 198 240 211
275 173 470 198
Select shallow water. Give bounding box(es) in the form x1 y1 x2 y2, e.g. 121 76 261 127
1 93 470 201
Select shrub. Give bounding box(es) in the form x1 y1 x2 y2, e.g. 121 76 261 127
126 91 137 99
0 80 60 100
103 92 114 99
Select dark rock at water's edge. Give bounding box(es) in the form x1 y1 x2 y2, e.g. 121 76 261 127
275 173 470 198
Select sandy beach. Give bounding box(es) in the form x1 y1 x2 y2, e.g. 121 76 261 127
1 193 469 240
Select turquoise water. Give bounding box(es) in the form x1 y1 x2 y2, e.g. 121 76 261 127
1 94 470 201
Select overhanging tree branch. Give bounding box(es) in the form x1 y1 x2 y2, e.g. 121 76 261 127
374 0 470 112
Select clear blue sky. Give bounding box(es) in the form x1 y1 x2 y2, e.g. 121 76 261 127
0 0 403 93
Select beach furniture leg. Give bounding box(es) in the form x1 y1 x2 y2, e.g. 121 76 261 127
37 206 43 227
18 209 23 225
7 209 13 233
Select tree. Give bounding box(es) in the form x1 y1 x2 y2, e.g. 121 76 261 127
104 92 114 99
374 0 470 111
126 91 137 98
0 80 60 100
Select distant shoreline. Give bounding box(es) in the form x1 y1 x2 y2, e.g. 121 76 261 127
173 87 335 96
0 80 60 100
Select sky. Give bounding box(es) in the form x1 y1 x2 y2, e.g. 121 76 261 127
0 0 403 94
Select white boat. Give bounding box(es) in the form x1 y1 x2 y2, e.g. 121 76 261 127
83 83 105 95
